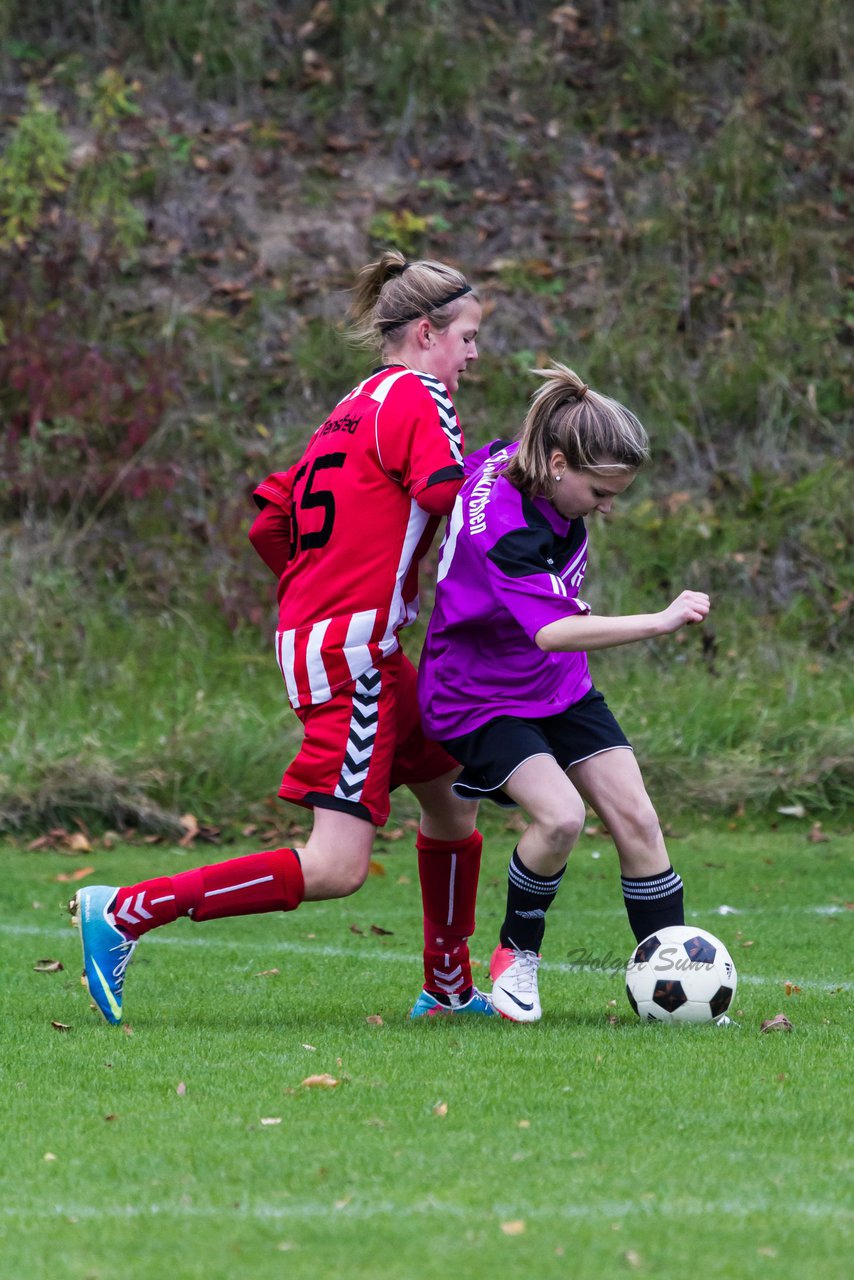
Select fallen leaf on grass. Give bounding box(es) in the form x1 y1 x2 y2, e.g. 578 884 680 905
176 1081 186 1095
784 982 801 996
255 968 280 977
178 813 199 847
43 1152 57 1163
433 1101 448 1117
34 959 64 973
760 1014 794 1033
301 1043 316 1051
51 1021 71 1032
349 924 364 935
624 1250 644 1269
301 1074 341 1088
370 924 393 936
500 1220 526 1236
365 1015 383 1026
54 867 95 883
260 1117 282 1126
104 1114 118 1122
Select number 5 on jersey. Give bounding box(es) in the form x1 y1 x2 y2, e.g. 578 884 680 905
290 453 346 552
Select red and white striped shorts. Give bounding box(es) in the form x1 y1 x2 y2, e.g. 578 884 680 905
278 650 457 827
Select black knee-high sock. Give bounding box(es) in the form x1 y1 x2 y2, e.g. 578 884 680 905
621 865 684 943
500 848 565 954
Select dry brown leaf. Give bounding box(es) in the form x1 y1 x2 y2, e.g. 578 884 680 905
370 924 393 936
760 1013 794 1033
51 1021 71 1032
67 832 92 853
349 924 364 935
301 1074 340 1088
54 866 95 883
433 1101 448 1117
500 1220 526 1236
178 813 200 847
368 859 387 874
28 828 69 850
34 959 64 973
365 1015 383 1027
784 982 801 996
255 969 280 977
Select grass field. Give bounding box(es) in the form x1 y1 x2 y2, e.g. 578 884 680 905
2 817 852 1279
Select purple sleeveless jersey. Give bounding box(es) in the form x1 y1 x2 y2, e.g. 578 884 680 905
418 441 594 742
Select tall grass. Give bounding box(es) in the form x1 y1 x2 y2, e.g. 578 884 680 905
0 0 850 830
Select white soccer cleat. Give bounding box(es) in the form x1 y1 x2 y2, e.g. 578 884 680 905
490 945 542 1022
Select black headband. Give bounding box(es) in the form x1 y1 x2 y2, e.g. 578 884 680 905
378 284 472 335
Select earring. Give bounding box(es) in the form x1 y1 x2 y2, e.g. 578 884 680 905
554 474 562 482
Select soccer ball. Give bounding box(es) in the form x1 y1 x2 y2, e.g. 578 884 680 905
625 925 737 1024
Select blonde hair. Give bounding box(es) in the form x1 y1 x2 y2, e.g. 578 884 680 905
348 249 475 351
504 363 650 499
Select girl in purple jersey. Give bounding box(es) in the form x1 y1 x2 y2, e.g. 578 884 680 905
417 363 710 1021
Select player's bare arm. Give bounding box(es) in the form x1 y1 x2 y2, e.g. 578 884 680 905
535 589 711 653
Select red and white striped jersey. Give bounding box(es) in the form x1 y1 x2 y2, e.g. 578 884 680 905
251 366 465 708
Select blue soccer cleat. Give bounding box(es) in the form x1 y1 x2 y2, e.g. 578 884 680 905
410 986 496 1019
69 885 137 1025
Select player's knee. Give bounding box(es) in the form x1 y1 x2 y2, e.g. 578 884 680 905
620 798 661 849
300 848 371 900
326 861 369 898
542 800 585 853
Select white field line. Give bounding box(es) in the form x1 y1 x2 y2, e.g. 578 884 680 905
1 1196 851 1224
2 921 850 991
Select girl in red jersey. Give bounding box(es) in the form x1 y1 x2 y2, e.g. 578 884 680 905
71 252 494 1025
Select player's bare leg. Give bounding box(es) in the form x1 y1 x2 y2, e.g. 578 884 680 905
488 758 585 1021
298 806 376 899
569 748 684 941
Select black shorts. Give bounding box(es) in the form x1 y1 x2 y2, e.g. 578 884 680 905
441 688 632 808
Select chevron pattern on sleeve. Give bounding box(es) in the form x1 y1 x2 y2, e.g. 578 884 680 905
415 372 463 465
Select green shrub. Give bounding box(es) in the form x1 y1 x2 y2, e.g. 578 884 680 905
0 86 69 249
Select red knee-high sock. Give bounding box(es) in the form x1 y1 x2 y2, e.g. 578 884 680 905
110 849 304 938
417 829 482 998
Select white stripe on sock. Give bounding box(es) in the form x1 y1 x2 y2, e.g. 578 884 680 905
204 875 274 899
